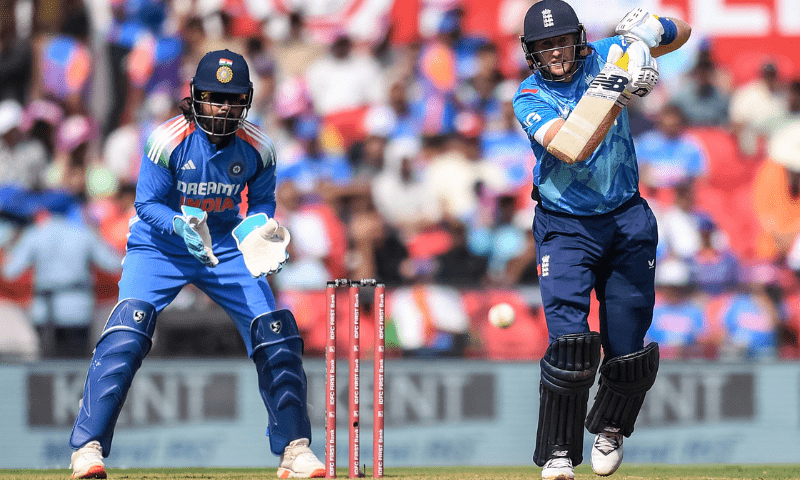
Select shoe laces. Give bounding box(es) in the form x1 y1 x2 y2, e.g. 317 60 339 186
544 457 572 469
595 431 622 452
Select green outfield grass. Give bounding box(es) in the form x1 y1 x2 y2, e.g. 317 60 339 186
2 465 800 480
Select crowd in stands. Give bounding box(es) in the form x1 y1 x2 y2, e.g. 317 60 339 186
1 0 799 362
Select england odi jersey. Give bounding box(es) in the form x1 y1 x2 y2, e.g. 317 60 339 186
513 36 639 216
128 115 277 253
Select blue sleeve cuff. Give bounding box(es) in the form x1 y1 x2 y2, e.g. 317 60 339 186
658 17 677 45
233 213 269 244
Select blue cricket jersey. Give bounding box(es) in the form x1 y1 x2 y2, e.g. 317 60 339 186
513 35 640 216
129 115 277 253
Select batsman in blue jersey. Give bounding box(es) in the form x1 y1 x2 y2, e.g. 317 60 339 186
68 50 325 479
512 1 690 479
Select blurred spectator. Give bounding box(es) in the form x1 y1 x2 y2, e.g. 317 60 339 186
346 192 389 281
386 277 471 357
104 0 177 132
432 7 489 83
461 70 501 121
481 80 535 192
385 77 423 139
753 121 800 262
277 116 353 192
672 52 729 127
348 105 396 179
687 215 740 295
32 9 93 115
779 289 800 358
95 182 137 254
179 16 208 78
469 194 526 283
2 211 122 358
102 89 172 185
245 38 278 129
423 112 505 223
0 299 39 361
718 263 780 361
44 114 104 201
729 61 787 156
0 5 33 103
653 181 725 260
435 219 488 286
646 258 707 359
273 181 347 290
763 79 800 137
504 230 539 286
21 98 63 159
0 99 49 189
305 33 386 147
371 137 441 234
635 103 707 203
272 11 323 81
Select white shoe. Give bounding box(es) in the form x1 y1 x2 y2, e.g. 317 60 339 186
591 429 624 476
70 441 106 479
542 456 574 480
277 438 325 478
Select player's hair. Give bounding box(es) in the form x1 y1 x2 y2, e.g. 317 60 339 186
179 97 194 123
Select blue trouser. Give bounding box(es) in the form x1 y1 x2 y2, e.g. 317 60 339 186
118 238 277 355
70 233 310 456
533 193 658 359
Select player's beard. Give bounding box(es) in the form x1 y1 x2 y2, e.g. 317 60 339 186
213 116 239 136
201 113 240 136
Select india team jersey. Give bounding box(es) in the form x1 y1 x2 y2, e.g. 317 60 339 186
513 36 639 216
128 115 277 252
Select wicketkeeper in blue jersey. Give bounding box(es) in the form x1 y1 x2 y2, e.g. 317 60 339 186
68 50 325 479
512 1 691 479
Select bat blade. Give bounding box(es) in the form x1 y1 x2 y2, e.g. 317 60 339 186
547 59 632 164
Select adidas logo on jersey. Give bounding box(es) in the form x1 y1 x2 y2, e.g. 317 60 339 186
181 160 197 170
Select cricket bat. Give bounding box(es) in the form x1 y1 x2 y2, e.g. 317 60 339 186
546 53 632 164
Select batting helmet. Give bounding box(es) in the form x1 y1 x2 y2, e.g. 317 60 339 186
190 49 253 136
520 0 588 81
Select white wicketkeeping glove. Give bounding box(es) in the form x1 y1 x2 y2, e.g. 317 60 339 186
615 7 664 48
608 42 658 98
232 213 291 278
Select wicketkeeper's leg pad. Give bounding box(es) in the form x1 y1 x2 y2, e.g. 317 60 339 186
70 299 157 455
533 332 602 467
250 309 312 455
585 342 659 437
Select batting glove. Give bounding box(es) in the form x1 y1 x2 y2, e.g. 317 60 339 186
173 205 219 267
615 7 664 49
232 213 290 278
610 41 658 98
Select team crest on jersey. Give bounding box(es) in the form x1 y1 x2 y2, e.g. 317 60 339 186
229 161 244 176
217 66 233 83
585 73 595 86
